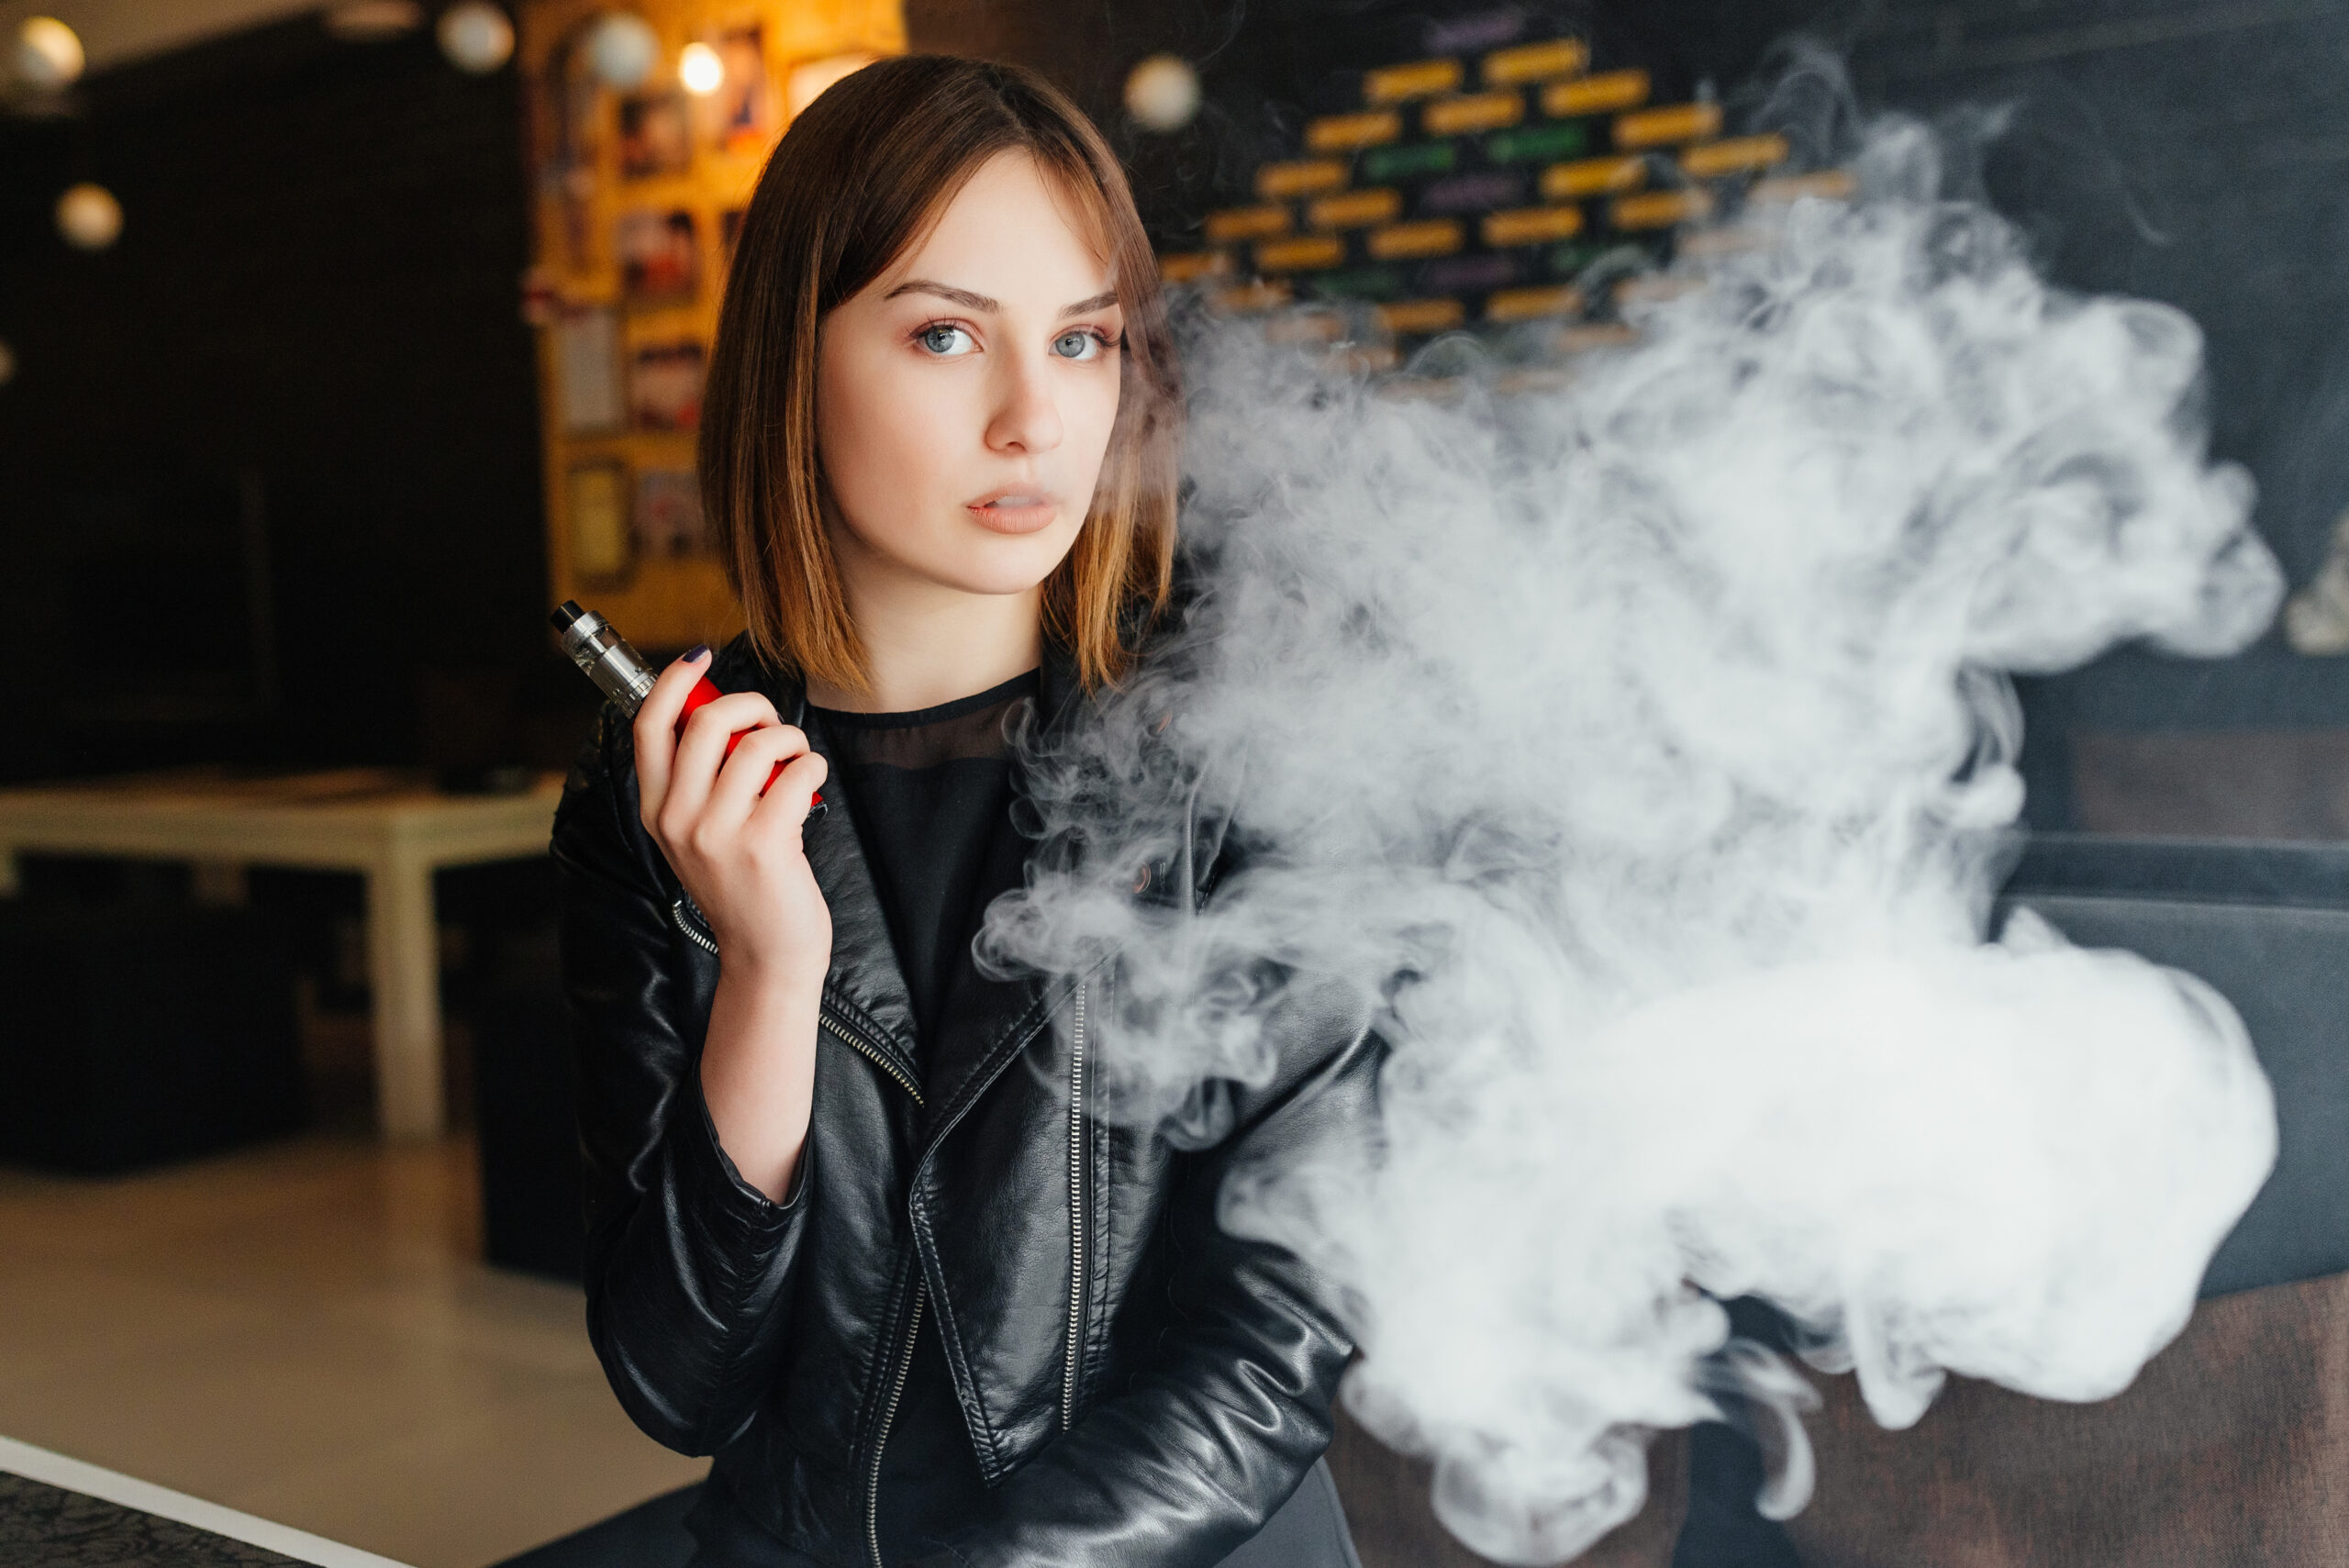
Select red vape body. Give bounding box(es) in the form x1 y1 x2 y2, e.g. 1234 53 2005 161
677 672 815 801
552 601 823 812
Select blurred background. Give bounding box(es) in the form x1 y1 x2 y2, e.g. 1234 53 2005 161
3 0 2348 1564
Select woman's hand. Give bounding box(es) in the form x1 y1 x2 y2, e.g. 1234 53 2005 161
632 648 833 996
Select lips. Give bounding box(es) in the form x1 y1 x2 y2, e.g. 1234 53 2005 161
965 485 1060 535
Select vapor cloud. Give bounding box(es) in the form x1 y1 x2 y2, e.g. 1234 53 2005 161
981 111 2282 1562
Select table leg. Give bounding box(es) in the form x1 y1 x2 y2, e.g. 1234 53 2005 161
365 854 445 1142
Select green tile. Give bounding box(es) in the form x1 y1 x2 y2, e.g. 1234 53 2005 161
1485 123 1587 165
1548 240 1602 277
1310 268 1407 300
1361 141 1459 183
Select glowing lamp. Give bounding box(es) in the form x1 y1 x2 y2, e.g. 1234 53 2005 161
14 16 83 89
437 3 514 73
1124 54 1200 133
57 183 122 250
679 41 722 95
584 13 659 91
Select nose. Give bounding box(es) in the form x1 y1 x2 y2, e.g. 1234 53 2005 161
984 344 1064 457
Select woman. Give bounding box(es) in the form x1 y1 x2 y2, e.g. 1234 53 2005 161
550 56 1379 1568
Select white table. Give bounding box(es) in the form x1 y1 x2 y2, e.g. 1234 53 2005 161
0 768 563 1142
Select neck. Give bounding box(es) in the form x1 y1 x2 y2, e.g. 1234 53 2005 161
809 553 1043 716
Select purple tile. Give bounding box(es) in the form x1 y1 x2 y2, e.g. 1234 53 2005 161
1420 172 1527 214
1420 252 1517 292
1425 8 1525 52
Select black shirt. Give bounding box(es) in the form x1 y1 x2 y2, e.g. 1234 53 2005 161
809 671 1039 1562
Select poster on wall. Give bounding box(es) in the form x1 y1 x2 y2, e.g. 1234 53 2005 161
618 90 692 178
617 209 699 306
553 304 623 433
567 459 632 584
635 469 707 558
630 339 707 430
712 27 775 153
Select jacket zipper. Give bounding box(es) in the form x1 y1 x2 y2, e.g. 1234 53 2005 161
865 1281 923 1568
672 899 924 1109
821 1009 923 1106
1060 980 1088 1429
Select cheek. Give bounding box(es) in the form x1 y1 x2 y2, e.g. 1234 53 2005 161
818 343 968 516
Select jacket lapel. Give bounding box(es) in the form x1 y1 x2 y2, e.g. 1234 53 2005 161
774 683 924 1089
913 641 1085 1129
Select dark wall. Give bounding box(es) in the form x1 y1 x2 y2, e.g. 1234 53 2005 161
0 17 569 784
923 0 2349 830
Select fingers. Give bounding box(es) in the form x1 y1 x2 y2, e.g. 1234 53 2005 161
705 722 813 824
752 748 830 831
659 690 778 838
632 647 712 828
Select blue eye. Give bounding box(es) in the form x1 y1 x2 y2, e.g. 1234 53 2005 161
1054 329 1107 361
918 324 974 356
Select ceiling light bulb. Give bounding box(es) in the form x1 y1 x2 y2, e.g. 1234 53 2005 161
1124 54 1201 133
584 13 659 91
678 40 723 95
14 16 83 89
437 2 514 73
57 183 122 250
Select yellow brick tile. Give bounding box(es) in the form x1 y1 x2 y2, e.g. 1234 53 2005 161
1542 155 1647 200
1308 188 1404 229
1375 298 1467 334
1483 206 1585 246
1307 111 1404 151
1212 280 1293 314
1367 219 1464 260
1157 250 1233 283
1255 160 1350 199
1609 188 1713 229
1751 169 1858 204
1554 321 1641 353
1256 235 1347 272
1542 69 1649 117
1364 59 1464 104
1680 133 1790 178
1424 89 1526 136
1486 284 1585 322
1615 102 1723 149
1205 205 1292 243
1483 38 1590 85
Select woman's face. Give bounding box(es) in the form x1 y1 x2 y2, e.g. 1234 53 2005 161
816 149 1125 605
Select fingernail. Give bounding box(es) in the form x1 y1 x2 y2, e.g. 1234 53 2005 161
684 644 710 663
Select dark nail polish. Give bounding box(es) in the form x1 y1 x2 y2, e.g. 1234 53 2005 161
684 644 710 663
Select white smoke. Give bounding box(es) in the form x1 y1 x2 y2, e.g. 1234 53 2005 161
980 110 2283 1562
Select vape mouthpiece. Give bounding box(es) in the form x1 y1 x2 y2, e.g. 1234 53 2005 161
551 599 658 716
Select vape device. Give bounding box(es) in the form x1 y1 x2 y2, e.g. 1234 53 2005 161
551 600 822 812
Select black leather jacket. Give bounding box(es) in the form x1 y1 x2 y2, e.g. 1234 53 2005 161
550 635 1381 1568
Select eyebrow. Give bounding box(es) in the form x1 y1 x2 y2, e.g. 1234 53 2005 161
883 279 1121 317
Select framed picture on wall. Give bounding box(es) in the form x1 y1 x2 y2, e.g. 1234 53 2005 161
711 27 776 154
629 339 707 431
551 304 623 434
567 459 632 584
618 90 691 179
634 468 707 558
616 208 699 306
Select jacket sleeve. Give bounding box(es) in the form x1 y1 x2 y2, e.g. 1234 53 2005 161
932 985 1382 1568
550 704 813 1457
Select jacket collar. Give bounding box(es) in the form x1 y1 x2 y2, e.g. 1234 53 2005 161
738 636 1091 1118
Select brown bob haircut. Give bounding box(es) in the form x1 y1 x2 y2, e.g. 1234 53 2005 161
699 54 1182 695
